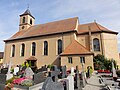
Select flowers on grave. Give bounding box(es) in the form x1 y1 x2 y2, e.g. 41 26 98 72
6 77 15 84
6 83 14 90
13 77 25 85
21 79 33 86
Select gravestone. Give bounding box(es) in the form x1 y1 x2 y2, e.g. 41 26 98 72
18 65 22 71
67 75 74 90
24 67 34 79
75 66 80 90
6 60 13 80
42 77 64 90
1 68 8 74
33 72 47 84
42 77 53 89
13 66 19 75
48 71 60 82
59 79 69 90
36 65 47 73
22 66 27 71
0 74 6 90
61 66 67 78
0 74 6 84
70 67 75 76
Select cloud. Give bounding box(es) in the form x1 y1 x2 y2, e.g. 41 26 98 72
0 0 120 52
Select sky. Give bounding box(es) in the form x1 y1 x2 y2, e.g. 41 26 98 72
0 0 120 52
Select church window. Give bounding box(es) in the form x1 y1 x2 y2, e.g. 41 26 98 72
30 19 32 25
68 57 72 64
11 45 15 57
22 17 25 23
58 39 62 55
32 42 36 56
21 43 25 56
93 38 100 51
44 41 48 55
80 57 85 63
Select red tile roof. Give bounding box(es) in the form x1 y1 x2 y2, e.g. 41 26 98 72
4 17 118 42
6 17 78 41
26 56 37 61
78 22 118 34
60 40 93 56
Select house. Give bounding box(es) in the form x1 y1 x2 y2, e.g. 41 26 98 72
3 9 120 71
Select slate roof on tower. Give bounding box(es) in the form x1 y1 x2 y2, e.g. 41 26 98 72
60 40 93 56
20 9 35 19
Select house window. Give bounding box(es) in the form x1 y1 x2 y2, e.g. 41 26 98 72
80 57 85 63
22 17 25 23
44 41 48 55
58 39 62 54
11 45 15 57
68 57 72 64
32 42 36 56
21 43 25 56
30 19 32 25
93 38 100 51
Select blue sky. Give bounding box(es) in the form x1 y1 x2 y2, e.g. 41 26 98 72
0 0 120 52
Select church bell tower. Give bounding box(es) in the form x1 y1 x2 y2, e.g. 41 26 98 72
19 8 35 31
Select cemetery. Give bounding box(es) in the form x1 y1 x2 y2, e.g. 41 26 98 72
0 60 93 90
1 60 120 90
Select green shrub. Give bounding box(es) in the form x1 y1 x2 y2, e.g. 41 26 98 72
47 64 52 69
6 77 15 84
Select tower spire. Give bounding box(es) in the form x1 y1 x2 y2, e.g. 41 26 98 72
19 7 35 31
27 4 29 9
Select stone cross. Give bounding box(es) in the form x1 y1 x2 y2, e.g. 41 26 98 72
6 60 13 80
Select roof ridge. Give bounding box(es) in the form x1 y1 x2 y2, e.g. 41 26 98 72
38 17 78 25
94 22 102 31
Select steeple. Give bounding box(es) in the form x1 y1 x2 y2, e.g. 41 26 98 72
19 8 35 31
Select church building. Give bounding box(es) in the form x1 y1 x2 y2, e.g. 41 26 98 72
3 9 120 70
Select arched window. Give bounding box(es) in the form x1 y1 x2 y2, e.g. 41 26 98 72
58 39 62 54
11 45 15 57
21 43 25 56
93 38 100 51
22 17 25 23
44 41 48 55
32 42 36 56
30 19 32 25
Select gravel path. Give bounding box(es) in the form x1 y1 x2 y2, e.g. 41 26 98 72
84 74 104 90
